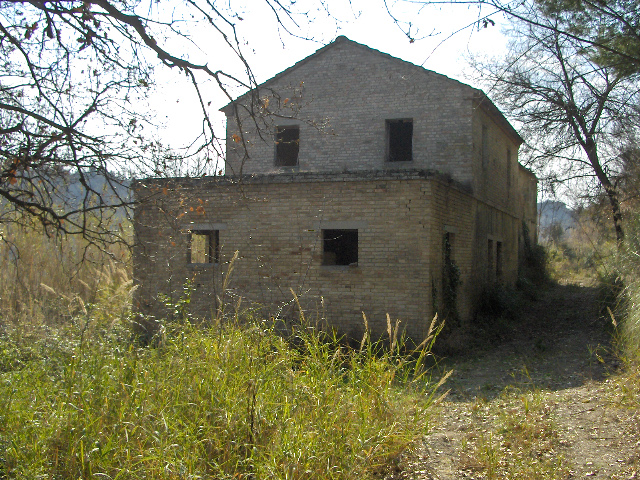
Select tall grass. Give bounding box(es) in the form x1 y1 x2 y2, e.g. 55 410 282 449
0 224 446 479
619 215 640 363
0 223 132 326
1 320 444 479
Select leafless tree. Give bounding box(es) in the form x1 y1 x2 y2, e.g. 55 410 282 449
0 0 316 249
469 10 639 243
392 0 640 72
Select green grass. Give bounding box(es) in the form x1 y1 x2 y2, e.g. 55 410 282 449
0 317 443 479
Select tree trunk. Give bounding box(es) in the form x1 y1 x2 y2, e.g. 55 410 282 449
586 141 625 245
605 183 625 246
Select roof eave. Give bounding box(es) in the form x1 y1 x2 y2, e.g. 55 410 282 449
473 90 524 147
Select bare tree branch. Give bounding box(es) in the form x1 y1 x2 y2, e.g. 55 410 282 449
0 0 318 250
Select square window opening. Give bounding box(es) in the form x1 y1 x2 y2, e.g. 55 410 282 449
322 229 358 266
275 126 300 166
189 230 219 264
386 119 413 162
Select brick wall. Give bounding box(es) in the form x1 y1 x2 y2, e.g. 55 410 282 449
133 37 537 342
224 38 475 187
134 170 524 341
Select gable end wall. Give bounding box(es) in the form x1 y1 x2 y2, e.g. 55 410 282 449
225 40 475 186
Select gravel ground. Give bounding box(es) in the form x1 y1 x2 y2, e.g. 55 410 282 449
387 284 640 480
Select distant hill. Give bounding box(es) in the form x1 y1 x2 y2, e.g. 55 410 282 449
6 169 133 221
62 170 131 206
538 200 575 242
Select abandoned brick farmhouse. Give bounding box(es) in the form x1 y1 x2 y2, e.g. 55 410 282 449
133 36 537 341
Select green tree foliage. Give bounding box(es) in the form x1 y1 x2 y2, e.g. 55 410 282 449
537 0 640 76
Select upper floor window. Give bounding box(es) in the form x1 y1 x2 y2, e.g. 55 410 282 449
386 119 413 162
481 124 489 167
506 148 512 194
275 126 299 166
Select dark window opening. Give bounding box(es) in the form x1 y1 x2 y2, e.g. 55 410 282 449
386 119 413 162
275 126 299 166
189 230 219 264
322 229 358 266
506 148 512 194
496 241 503 280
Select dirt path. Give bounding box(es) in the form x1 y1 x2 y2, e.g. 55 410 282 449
390 284 640 480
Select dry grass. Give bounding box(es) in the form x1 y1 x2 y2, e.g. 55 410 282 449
0 224 132 326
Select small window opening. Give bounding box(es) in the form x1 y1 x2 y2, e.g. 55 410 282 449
496 241 503 280
189 230 219 264
506 148 512 194
275 126 299 166
386 119 413 162
322 229 358 266
487 238 494 280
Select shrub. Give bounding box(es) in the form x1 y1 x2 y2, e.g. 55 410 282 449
618 216 640 362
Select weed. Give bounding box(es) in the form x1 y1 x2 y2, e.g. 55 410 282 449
0 315 445 479
0 223 132 328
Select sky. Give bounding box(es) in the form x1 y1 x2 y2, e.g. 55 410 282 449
149 0 510 154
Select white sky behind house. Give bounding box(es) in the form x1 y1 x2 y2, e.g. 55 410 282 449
149 0 510 154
